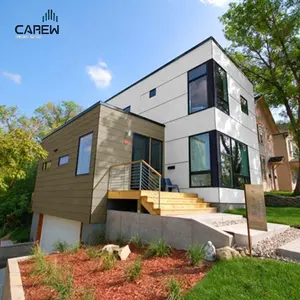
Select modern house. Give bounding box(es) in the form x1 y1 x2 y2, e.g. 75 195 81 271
255 95 298 191
31 37 261 252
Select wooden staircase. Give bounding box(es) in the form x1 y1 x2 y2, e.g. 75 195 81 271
140 191 217 215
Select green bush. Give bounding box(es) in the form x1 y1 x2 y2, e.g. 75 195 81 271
167 279 182 300
87 246 102 259
53 240 71 253
130 233 143 248
187 244 205 266
124 259 142 281
101 253 116 270
146 239 170 258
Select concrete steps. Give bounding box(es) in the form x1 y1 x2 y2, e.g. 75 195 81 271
153 203 211 209
160 207 217 216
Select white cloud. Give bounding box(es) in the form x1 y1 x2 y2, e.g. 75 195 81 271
86 60 112 88
200 0 229 6
2 71 22 84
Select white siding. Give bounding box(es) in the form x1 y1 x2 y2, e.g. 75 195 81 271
219 188 245 204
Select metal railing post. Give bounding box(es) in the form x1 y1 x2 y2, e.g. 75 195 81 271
139 161 142 190
108 167 111 190
158 177 161 209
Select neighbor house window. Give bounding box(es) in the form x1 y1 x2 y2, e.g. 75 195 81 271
42 161 51 170
188 63 208 114
76 133 93 175
215 63 229 114
220 134 250 189
123 106 131 113
241 96 248 115
58 155 69 166
257 124 264 144
189 133 211 187
149 88 156 98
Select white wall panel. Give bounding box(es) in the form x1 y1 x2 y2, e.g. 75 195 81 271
215 109 259 150
165 108 216 142
40 215 81 253
180 187 219 203
165 138 188 165
140 94 187 124
165 162 189 189
219 188 245 204
250 169 262 184
248 148 261 171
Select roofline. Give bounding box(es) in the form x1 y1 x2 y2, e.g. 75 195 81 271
105 36 251 103
42 101 164 141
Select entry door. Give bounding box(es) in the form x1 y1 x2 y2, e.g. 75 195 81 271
131 134 149 189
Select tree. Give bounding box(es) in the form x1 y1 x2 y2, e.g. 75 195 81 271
33 101 83 139
0 105 47 192
220 0 300 194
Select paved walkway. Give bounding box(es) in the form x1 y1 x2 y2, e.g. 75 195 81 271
277 238 300 261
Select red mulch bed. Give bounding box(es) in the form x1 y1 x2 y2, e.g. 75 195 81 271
20 244 211 299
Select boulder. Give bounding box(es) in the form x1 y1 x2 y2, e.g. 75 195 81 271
216 246 241 260
118 245 131 261
102 244 120 254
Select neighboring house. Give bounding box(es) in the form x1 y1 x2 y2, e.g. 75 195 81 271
255 95 298 191
31 37 261 252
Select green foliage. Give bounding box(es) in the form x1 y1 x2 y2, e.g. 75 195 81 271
116 234 126 246
31 245 48 276
167 279 182 300
124 259 142 281
101 253 116 270
53 240 71 253
10 227 30 243
33 101 83 139
87 247 102 259
146 239 170 258
130 233 143 248
187 245 205 266
265 191 293 197
70 242 81 254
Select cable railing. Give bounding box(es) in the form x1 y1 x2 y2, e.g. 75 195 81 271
108 160 161 208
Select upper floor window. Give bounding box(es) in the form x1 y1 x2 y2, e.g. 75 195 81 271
189 133 211 187
123 106 131 113
42 161 51 170
257 124 264 144
241 96 248 115
220 134 250 189
76 133 93 175
149 88 156 98
58 155 69 166
188 63 208 114
215 63 229 114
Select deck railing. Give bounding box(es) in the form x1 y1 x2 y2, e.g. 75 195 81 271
108 160 161 208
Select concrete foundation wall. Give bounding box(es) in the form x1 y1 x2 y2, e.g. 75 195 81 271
0 243 33 268
106 210 232 249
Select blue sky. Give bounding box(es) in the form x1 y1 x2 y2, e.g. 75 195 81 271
0 0 230 117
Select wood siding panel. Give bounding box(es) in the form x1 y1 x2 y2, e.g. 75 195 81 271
32 105 100 223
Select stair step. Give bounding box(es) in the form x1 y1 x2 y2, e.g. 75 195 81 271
147 198 204 204
141 191 198 198
153 203 210 209
160 207 217 215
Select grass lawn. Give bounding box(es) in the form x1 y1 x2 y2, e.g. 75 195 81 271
185 258 300 300
225 207 300 227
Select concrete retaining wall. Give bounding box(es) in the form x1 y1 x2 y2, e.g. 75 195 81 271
265 194 300 207
106 210 233 249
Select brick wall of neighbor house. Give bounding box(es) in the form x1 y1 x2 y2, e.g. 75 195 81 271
91 105 164 223
106 37 261 208
32 105 100 224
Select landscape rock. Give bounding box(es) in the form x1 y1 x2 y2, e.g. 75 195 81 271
216 246 241 260
102 244 120 254
203 241 216 261
118 245 131 261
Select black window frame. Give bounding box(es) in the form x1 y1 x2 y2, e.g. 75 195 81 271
123 106 131 113
58 155 69 166
219 132 251 190
75 132 93 176
240 95 248 115
149 88 156 98
42 160 51 171
214 62 229 115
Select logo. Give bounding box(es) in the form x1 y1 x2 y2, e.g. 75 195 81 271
15 9 60 39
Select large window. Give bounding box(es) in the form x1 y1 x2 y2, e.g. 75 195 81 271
188 63 208 114
220 134 250 189
76 133 93 175
215 63 229 114
189 133 211 187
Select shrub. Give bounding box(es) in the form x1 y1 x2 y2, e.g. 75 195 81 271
187 244 205 266
167 279 182 300
146 239 170 258
101 253 116 270
87 246 102 259
124 259 142 281
70 242 81 254
53 240 70 253
31 245 48 276
130 233 143 248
